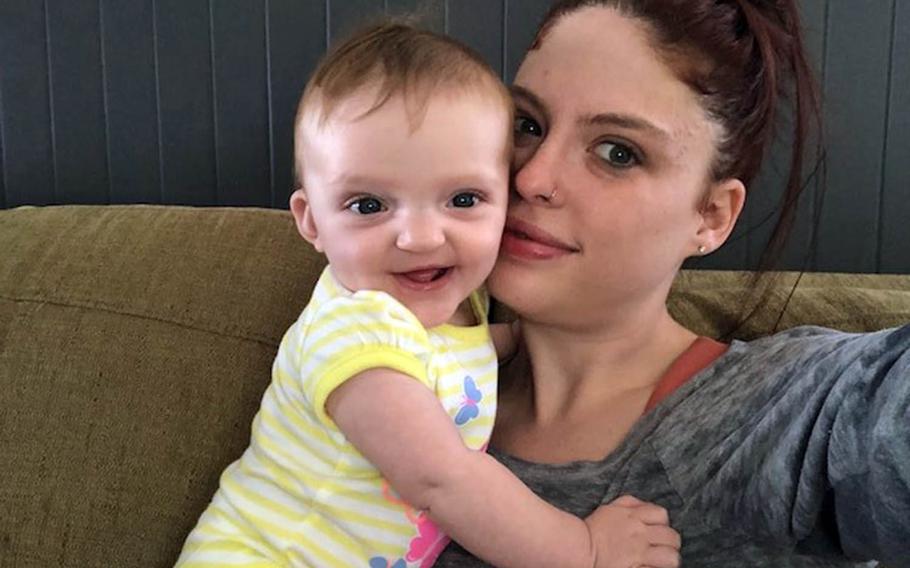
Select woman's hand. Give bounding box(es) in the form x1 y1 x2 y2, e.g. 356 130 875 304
584 495 681 568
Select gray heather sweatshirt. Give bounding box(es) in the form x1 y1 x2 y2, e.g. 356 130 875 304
436 325 910 567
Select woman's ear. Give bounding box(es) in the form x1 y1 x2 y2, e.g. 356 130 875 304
289 188 323 252
694 178 746 255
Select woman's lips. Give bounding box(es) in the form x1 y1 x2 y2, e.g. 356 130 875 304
500 218 577 260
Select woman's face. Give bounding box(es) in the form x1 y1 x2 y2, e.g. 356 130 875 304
489 6 737 327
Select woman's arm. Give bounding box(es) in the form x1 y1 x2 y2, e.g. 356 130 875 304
804 325 910 563
659 324 910 565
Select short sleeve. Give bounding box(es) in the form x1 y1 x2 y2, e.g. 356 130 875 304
297 290 433 428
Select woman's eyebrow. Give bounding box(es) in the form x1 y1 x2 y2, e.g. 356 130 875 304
511 84 669 141
581 112 670 141
510 85 550 122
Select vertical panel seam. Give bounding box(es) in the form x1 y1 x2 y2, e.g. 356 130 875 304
500 0 508 81
821 0 830 106
209 0 220 205
877 0 898 273
0 62 8 208
265 0 276 207
800 2 828 271
813 0 832 272
44 0 59 202
325 0 331 47
98 0 112 203
808 0 831 274
152 0 165 203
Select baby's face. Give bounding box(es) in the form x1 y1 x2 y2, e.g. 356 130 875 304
296 89 510 328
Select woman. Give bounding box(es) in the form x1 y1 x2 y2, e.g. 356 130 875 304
436 1 910 567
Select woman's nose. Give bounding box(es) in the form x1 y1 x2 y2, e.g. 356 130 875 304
513 140 562 206
395 213 446 252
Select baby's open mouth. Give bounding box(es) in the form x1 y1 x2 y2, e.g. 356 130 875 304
399 267 450 283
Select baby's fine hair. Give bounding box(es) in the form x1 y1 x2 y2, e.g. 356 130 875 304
293 21 513 184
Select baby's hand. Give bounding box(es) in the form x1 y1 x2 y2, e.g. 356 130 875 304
584 495 681 568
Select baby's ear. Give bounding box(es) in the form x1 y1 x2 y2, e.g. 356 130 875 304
289 188 323 252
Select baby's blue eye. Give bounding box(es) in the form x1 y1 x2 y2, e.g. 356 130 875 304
451 193 478 208
349 197 385 215
594 142 639 168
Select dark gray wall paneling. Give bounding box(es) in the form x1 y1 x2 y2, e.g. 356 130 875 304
386 0 445 33
1 0 55 207
881 0 910 274
789 0 828 272
0 0 908 274
266 0 326 207
0 73 6 210
448 0 505 77
155 0 216 205
46 0 110 205
212 0 270 207
101 0 161 204
815 0 893 273
504 0 550 82
329 0 384 45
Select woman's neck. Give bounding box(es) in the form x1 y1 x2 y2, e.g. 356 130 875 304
503 304 697 427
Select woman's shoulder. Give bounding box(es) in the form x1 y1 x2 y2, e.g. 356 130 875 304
670 322 910 404
741 321 909 341
723 322 910 368
650 322 910 468
643 323 910 462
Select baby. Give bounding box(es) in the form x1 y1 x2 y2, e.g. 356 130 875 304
177 22 680 568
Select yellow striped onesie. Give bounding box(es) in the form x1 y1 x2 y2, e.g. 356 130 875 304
176 266 497 568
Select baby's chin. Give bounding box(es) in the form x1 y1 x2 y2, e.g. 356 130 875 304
410 307 457 329
400 299 464 329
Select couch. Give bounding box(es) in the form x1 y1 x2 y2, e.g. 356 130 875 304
2 205 909 567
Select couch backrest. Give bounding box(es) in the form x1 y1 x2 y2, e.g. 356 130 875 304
1 205 908 567
0 206 324 567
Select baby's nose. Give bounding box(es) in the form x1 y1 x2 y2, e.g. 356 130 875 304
395 214 446 252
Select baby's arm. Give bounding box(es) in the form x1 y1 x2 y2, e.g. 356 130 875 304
327 368 594 568
327 369 680 568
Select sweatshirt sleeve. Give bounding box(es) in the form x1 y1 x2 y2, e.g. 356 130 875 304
654 324 910 566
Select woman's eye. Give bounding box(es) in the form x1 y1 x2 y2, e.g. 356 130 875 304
594 141 639 168
348 197 385 215
514 116 543 138
451 192 479 208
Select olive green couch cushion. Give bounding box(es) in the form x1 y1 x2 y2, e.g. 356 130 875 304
1 205 908 567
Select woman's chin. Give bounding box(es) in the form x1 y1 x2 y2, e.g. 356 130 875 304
488 263 547 315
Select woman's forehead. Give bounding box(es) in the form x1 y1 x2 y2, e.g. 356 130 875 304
519 9 678 105
515 7 715 144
